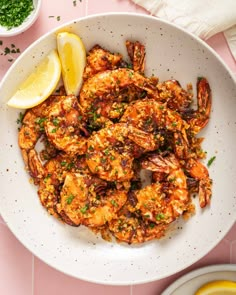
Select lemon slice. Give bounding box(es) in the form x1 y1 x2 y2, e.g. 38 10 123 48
7 50 61 109
57 32 86 96
195 280 236 295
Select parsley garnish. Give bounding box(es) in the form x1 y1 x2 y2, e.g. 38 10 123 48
155 213 165 221
207 156 216 167
80 204 89 214
16 112 23 125
111 200 118 207
149 223 155 229
0 0 34 29
51 128 58 133
66 194 75 205
35 117 46 130
52 118 59 126
104 148 109 155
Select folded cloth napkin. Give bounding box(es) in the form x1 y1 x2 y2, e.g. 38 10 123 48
131 0 236 60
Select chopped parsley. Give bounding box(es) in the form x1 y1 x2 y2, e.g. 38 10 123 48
80 204 89 214
128 70 134 78
111 200 118 207
126 63 132 69
43 173 51 183
207 156 216 167
67 162 74 170
155 213 165 221
149 223 155 229
1 43 21 63
16 112 24 125
35 117 46 130
104 148 109 155
4 47 10 55
66 194 75 205
88 145 94 151
51 128 58 133
52 118 59 126
88 110 100 122
0 0 34 29
60 161 74 170
2 44 21 55
48 15 61 21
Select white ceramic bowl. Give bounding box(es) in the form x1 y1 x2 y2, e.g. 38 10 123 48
0 0 41 37
0 13 236 285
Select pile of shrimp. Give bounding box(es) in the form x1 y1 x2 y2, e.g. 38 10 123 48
18 40 212 244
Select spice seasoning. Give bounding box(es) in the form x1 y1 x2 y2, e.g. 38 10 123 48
0 0 34 30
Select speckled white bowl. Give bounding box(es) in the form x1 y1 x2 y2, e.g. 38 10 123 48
0 13 236 285
0 0 41 37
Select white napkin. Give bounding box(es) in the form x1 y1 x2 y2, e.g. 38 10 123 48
131 0 236 60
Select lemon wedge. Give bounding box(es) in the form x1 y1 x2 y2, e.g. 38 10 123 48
195 280 236 295
57 32 86 96
7 50 61 109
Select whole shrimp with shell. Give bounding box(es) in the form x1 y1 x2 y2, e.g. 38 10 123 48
120 98 190 159
136 153 191 225
85 122 158 182
57 172 129 227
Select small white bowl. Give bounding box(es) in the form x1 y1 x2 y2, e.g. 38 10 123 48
0 0 41 37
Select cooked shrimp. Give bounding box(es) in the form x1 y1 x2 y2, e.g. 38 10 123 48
109 214 167 244
18 95 58 151
86 123 158 182
35 154 68 217
185 158 212 208
26 149 45 182
136 153 190 225
57 172 128 227
121 99 190 159
18 95 62 175
18 111 42 151
183 77 212 135
38 153 90 218
126 40 146 74
79 68 159 118
83 44 123 81
157 79 193 111
45 95 87 154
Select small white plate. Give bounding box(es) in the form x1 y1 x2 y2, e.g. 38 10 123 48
0 0 41 37
161 264 236 295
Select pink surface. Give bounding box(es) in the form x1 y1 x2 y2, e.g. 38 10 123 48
0 0 235 294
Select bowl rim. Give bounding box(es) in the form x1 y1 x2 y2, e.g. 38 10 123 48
1 11 235 81
0 0 42 37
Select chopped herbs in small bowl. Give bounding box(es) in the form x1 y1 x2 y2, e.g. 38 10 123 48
0 0 41 37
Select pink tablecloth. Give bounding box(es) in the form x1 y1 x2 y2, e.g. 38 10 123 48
0 1 235 294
